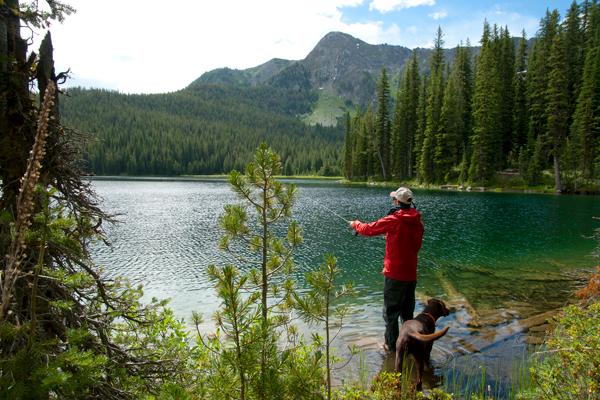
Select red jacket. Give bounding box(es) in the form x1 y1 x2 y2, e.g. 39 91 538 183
353 208 424 281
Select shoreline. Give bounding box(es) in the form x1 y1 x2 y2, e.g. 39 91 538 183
339 179 600 195
83 175 599 195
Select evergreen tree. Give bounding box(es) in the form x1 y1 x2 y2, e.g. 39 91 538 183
546 28 570 191
351 108 367 178
363 105 378 177
220 144 302 399
294 255 355 400
512 31 529 159
418 27 445 183
572 1 600 180
375 68 391 179
564 0 586 123
526 10 561 162
436 44 472 182
391 78 404 179
498 26 516 164
469 21 503 184
413 74 429 178
460 39 474 150
391 52 421 179
1 3 199 398
343 112 353 178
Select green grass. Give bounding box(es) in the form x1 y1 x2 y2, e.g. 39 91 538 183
303 88 348 126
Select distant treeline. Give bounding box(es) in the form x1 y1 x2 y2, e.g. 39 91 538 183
344 1 599 191
60 84 343 176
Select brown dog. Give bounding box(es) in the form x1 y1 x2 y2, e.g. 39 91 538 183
394 298 450 390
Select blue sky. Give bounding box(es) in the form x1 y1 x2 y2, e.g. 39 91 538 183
39 0 575 93
339 0 574 47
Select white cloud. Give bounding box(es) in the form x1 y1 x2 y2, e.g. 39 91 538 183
27 1 543 93
439 9 538 48
369 0 435 13
34 0 378 93
428 10 448 20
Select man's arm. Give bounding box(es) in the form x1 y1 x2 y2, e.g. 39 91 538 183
350 215 395 236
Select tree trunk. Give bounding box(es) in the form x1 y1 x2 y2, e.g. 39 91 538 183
553 154 563 193
377 147 387 180
260 178 268 400
0 0 33 216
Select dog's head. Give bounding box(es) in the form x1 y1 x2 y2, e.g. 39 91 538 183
426 298 450 319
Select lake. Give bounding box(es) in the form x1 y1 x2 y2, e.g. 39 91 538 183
90 178 599 394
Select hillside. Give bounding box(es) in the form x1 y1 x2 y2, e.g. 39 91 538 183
61 86 342 176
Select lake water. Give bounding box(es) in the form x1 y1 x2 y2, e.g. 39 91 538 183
90 178 599 394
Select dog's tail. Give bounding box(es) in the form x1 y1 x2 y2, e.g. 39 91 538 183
408 326 449 342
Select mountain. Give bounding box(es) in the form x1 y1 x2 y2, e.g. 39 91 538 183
61 31 531 177
195 31 531 124
301 32 412 105
189 58 293 87
196 32 415 110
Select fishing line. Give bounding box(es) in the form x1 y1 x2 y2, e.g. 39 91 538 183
302 195 351 224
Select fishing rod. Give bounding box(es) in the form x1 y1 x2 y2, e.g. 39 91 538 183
302 196 351 224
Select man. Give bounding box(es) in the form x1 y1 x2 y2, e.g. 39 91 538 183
349 187 424 352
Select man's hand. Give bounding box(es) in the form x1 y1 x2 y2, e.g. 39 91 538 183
349 220 360 229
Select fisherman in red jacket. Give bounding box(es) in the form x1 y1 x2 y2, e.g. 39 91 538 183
349 187 424 352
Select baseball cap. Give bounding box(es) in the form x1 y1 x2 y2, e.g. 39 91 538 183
390 187 414 204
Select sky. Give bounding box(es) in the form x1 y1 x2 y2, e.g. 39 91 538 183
31 0 575 94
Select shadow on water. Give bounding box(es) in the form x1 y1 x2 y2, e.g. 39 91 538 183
89 180 600 395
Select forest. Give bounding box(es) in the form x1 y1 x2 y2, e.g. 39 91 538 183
61 84 343 176
344 1 600 192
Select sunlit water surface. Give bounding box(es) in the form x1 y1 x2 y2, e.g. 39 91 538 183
90 178 599 395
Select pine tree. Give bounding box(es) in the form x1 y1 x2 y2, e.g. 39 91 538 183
460 39 474 151
391 52 421 179
436 44 472 182
469 21 503 184
351 108 367 178
293 255 355 400
563 0 585 123
221 144 302 399
413 74 429 178
343 112 353 178
418 27 445 183
572 2 600 180
391 79 404 179
498 26 516 164
546 29 570 191
375 69 391 179
526 10 561 163
363 105 378 177
512 31 529 159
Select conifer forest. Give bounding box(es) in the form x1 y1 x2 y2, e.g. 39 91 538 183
344 2 600 191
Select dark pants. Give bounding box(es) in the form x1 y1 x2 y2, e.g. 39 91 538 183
383 277 416 350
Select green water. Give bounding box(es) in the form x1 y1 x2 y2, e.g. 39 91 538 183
90 179 599 393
